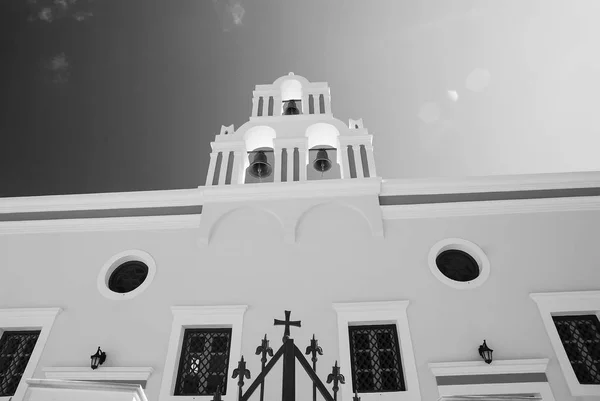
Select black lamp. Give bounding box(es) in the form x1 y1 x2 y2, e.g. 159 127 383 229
478 340 493 364
90 346 106 370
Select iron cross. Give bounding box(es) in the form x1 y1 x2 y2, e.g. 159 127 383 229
274 310 301 342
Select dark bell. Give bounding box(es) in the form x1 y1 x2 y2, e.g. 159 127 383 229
313 149 332 174
284 100 300 115
249 151 272 179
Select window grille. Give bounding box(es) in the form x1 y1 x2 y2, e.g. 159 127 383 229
348 324 405 393
553 315 600 384
174 328 232 396
108 261 149 294
0 331 40 396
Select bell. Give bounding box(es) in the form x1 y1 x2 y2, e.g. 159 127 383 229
284 100 300 115
313 149 332 175
249 151 272 179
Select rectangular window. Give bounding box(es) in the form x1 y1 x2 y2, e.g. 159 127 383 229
348 325 405 393
553 315 600 385
0 330 41 396
174 328 232 396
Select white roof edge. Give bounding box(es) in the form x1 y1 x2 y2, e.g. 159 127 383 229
381 171 600 196
1 171 600 214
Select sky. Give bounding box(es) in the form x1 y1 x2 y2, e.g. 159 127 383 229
1 0 600 197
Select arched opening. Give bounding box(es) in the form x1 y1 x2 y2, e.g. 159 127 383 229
304 123 341 180
245 147 275 184
307 145 341 180
281 79 303 114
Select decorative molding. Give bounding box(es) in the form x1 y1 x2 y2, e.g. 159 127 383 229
381 171 600 196
97 250 157 301
381 196 600 220
248 114 333 123
0 215 201 235
42 367 154 382
202 177 382 203
0 189 204 214
429 359 555 401
428 359 550 377
25 378 148 401
332 300 420 401
159 305 248 401
0 308 62 401
434 382 555 400
530 290 600 397
427 238 491 290
1 172 600 235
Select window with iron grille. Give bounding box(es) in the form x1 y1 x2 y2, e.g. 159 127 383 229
348 324 405 393
553 315 600 384
0 330 41 396
174 328 232 396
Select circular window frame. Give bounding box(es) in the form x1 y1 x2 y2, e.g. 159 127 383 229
98 250 156 300
428 238 490 290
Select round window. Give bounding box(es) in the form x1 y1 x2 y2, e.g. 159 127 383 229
108 261 149 293
435 249 480 282
98 250 156 300
428 238 490 290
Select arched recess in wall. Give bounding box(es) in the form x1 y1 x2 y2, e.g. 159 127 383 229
294 201 373 243
243 126 277 184
281 79 303 114
209 206 285 244
305 123 341 180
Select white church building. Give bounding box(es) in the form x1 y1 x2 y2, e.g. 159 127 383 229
0 73 599 401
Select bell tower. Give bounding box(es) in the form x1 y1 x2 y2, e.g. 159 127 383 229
204 72 377 186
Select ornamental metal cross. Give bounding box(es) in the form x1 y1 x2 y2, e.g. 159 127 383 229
274 310 301 342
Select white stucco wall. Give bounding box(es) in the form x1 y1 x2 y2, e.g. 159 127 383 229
1 204 599 401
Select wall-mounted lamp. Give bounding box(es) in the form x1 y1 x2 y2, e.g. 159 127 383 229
90 346 106 370
478 340 493 364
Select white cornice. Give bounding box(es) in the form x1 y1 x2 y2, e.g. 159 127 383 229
202 177 382 203
381 171 600 196
0 188 203 214
381 196 600 220
43 367 154 382
428 359 550 377
249 114 334 123
25 378 148 401
0 215 201 235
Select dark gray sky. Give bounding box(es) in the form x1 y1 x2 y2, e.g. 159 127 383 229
2 0 599 197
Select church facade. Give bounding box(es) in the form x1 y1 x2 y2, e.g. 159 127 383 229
1 73 600 401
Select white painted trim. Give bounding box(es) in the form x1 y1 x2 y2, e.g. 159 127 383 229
332 301 420 401
25 378 148 401
427 239 490 290
1 171 598 215
0 215 201 235
43 367 154 382
436 382 555 401
0 189 204 214
97 250 157 301
0 308 62 401
381 196 600 220
381 171 600 196
159 305 247 401
530 290 600 397
428 359 550 377
203 177 382 203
